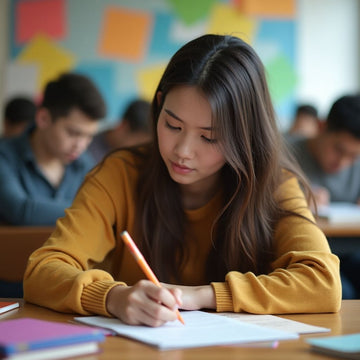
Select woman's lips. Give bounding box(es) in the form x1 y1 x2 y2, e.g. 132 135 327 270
171 161 193 174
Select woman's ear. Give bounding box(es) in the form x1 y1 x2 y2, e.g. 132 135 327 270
35 108 52 129
156 91 163 107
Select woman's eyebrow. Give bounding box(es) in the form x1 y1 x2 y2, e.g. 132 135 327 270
164 108 183 122
164 108 213 131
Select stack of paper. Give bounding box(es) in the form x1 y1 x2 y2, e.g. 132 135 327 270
75 310 299 350
318 202 360 224
216 312 330 334
0 318 105 360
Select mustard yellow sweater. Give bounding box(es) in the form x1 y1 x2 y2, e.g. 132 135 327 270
24 150 341 316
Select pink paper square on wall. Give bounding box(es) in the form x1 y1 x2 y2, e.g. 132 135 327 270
16 0 67 44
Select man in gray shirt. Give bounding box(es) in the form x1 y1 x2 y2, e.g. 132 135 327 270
290 94 360 299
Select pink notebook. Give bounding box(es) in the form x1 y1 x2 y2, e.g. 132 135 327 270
0 317 105 358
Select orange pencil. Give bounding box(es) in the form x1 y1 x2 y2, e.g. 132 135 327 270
120 230 185 325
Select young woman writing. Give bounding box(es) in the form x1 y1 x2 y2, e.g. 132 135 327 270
24 34 341 327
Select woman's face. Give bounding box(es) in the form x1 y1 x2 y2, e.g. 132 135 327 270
157 85 226 196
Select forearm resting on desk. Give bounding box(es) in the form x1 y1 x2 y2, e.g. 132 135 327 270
163 284 216 311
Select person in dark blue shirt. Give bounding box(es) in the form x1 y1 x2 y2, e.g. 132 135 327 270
0 73 106 226
2 96 36 138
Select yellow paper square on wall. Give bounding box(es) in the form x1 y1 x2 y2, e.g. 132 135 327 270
208 4 257 44
137 64 166 101
17 34 76 93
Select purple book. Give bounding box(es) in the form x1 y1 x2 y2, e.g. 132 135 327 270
0 318 105 357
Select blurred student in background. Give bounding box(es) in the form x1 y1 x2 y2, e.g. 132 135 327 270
290 94 360 299
89 99 151 163
290 95 360 207
286 104 320 143
2 96 36 138
0 72 106 226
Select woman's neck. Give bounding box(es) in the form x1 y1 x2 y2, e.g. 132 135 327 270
181 176 221 210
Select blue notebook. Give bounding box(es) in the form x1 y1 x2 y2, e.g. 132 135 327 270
0 317 105 359
307 333 360 360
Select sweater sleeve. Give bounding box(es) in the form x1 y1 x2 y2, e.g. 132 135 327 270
211 176 341 314
23 153 137 316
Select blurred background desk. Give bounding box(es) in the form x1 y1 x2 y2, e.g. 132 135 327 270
1 299 359 360
317 218 360 237
0 226 54 282
317 219 360 255
0 226 54 297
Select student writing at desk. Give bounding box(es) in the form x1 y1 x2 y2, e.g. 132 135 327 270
0 73 106 225
1 96 36 138
88 98 151 163
285 103 320 143
289 94 360 299
24 35 341 327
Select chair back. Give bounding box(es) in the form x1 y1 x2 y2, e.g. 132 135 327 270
0 226 54 282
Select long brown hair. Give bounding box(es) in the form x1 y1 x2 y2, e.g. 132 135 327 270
134 34 310 283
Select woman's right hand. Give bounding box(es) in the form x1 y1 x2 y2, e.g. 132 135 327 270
106 280 182 327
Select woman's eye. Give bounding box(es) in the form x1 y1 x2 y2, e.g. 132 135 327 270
201 135 217 144
165 121 180 130
67 130 79 137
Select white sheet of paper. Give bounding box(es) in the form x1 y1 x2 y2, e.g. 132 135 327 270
75 311 298 350
318 202 360 224
216 313 330 334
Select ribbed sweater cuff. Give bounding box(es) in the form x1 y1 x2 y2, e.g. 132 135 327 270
211 282 234 312
81 280 124 316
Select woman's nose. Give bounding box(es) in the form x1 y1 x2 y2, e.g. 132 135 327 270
174 133 194 159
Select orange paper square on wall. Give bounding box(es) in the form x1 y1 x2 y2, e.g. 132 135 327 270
99 7 152 62
233 0 295 18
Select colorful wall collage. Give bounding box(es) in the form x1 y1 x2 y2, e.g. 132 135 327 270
7 0 297 128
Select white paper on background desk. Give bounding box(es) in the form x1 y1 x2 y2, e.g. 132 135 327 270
318 202 360 224
216 313 330 334
74 311 298 350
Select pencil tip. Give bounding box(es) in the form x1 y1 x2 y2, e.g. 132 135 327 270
178 313 185 325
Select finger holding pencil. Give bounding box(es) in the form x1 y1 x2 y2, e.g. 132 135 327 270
120 231 185 325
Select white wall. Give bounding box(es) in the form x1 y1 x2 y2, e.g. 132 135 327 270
297 0 360 118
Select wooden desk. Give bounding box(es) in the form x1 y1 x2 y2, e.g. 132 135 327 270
1 299 359 360
317 218 360 237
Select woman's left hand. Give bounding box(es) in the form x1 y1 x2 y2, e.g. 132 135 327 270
162 284 216 311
